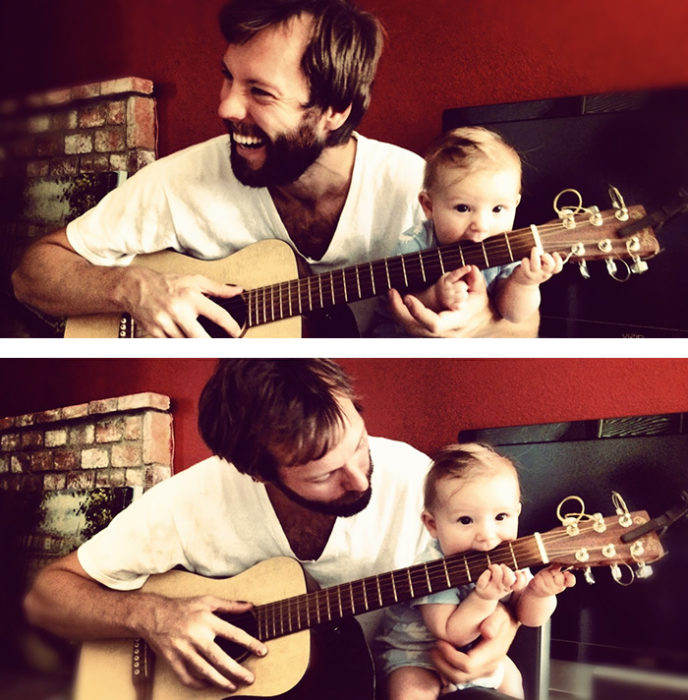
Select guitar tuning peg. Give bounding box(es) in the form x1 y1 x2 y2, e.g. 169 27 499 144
578 260 590 279
584 567 595 585
610 564 622 583
605 258 618 276
630 256 649 274
636 562 654 579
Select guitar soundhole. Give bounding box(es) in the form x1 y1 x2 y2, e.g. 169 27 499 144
199 295 248 338
214 610 258 662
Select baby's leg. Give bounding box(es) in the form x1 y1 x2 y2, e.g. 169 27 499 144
496 655 524 699
387 665 442 700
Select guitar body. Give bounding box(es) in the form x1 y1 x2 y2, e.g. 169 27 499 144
74 558 374 700
63 240 302 338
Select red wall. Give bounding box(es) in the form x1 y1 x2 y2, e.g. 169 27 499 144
3 0 688 157
1 358 687 471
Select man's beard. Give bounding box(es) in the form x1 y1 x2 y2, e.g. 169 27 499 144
225 111 326 188
272 454 374 518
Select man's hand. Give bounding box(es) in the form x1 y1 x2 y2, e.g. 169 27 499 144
145 594 268 691
388 265 493 337
122 267 244 338
430 603 518 685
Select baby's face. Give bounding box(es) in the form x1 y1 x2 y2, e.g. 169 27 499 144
423 467 521 555
422 166 521 245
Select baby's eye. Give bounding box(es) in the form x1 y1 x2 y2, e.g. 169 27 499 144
493 205 505 213
495 512 509 521
454 204 470 213
457 516 473 525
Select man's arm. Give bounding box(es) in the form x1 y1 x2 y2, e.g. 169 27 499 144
24 551 267 691
11 229 244 337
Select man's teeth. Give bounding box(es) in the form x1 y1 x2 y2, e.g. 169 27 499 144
233 133 264 148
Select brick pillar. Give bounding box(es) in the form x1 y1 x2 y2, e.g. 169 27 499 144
0 391 173 580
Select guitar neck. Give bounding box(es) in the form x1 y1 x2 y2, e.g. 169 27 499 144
242 229 536 328
253 533 543 642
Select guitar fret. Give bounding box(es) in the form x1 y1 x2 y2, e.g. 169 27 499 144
391 572 398 602
418 252 427 283
369 262 377 295
318 275 324 309
384 259 391 289
337 586 343 617
508 541 518 569
349 582 355 614
355 266 362 298
481 241 489 266
341 269 348 303
505 233 514 262
424 562 432 592
401 256 408 287
375 575 382 606
407 568 415 598
361 579 369 610
442 559 451 588
464 555 472 582
458 244 465 266
438 248 446 274
307 278 313 311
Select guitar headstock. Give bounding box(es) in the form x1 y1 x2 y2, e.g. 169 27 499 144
538 187 661 280
543 510 665 577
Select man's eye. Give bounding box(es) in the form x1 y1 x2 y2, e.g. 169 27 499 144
252 87 275 99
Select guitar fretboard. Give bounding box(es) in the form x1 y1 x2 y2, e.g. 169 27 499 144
242 230 537 328
253 533 543 642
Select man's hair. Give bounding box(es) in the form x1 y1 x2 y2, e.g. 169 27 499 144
423 442 520 512
219 0 384 146
422 126 522 193
198 358 360 480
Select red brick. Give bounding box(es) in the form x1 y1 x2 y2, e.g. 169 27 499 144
82 447 109 469
79 153 109 172
95 418 123 443
62 403 89 420
112 443 142 468
124 415 143 440
71 82 101 100
106 100 126 125
95 126 126 153
36 408 62 424
64 132 93 155
127 149 155 172
78 103 107 128
54 449 80 471
30 451 54 472
66 471 95 490
27 159 50 177
101 77 153 96
21 430 43 448
118 392 170 412
89 398 119 415
0 417 16 431
1 433 20 451
51 110 78 131
44 473 67 490
126 96 156 149
143 412 173 466
69 424 94 445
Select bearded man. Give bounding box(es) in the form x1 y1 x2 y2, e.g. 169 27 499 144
12 0 537 338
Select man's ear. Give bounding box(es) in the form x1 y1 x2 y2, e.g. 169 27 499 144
418 191 433 219
421 509 438 538
322 103 353 134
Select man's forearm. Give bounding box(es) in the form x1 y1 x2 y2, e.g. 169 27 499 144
472 304 540 338
24 554 154 641
11 229 131 317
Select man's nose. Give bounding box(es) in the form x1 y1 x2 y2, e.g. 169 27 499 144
218 81 248 122
340 463 368 492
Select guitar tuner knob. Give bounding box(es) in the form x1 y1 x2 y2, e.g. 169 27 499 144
630 257 649 274
578 260 590 279
636 563 654 579
584 567 595 585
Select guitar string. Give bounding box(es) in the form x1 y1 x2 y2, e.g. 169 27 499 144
253 522 630 637
244 211 640 323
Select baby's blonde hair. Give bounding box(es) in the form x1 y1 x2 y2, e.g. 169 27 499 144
422 126 522 194
423 442 520 512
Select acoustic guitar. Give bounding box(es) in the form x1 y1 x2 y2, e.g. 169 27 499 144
74 507 665 699
63 204 659 338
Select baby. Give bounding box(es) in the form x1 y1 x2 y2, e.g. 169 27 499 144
380 443 575 699
385 127 562 332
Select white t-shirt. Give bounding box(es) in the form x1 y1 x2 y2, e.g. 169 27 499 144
77 436 432 639
66 133 425 273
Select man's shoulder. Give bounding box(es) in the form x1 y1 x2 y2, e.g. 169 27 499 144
355 133 424 169
369 436 430 470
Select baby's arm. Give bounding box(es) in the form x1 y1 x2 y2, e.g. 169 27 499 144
495 248 563 323
512 565 575 627
420 564 517 648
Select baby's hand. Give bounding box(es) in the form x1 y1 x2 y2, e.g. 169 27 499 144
474 564 518 600
527 565 576 597
435 268 470 311
511 248 563 286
